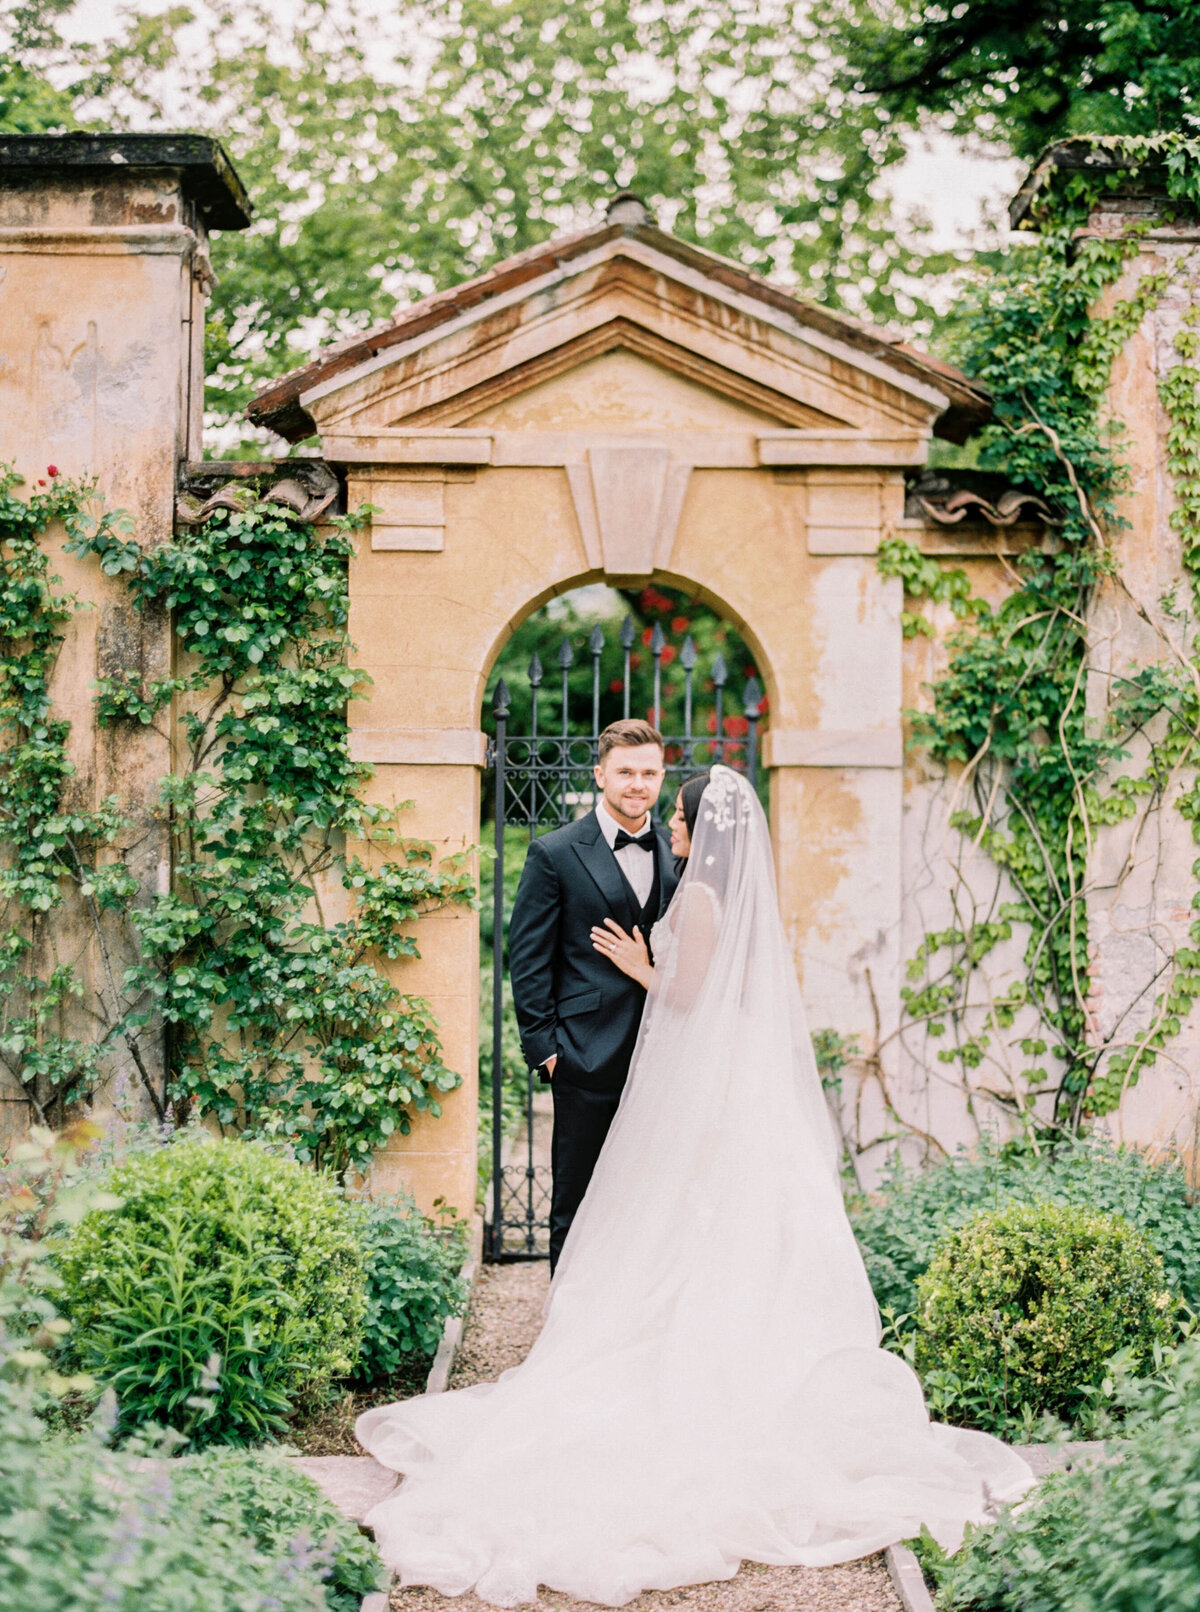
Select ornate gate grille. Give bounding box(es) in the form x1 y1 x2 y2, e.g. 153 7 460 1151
484 618 763 1260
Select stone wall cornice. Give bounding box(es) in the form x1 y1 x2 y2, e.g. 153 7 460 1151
0 132 252 231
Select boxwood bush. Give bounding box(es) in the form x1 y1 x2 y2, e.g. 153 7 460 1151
851 1132 1200 1322
933 1337 1200 1612
56 1135 365 1444
915 1202 1175 1433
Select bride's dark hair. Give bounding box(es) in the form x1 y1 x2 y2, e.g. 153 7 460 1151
678 770 712 848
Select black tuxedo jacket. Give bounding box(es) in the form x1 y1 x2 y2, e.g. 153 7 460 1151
508 810 679 1094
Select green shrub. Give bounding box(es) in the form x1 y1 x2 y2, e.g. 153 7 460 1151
851 1131 1200 1322
915 1202 1174 1433
57 1134 365 1444
0 1387 382 1611
169 1447 385 1611
2 1132 380 1609
933 1338 1200 1612
351 1191 468 1382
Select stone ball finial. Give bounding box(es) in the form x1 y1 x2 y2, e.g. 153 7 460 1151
606 190 651 228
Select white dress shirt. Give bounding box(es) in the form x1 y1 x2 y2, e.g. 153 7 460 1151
596 799 656 908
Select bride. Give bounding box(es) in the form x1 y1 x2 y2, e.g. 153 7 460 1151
356 765 1032 1606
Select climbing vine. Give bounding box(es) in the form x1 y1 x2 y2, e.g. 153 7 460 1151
1 466 474 1179
885 134 1200 1140
0 466 151 1124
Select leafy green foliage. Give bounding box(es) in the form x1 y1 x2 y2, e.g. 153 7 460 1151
0 1118 108 1397
56 1134 366 1445
6 0 967 437
67 498 475 1177
0 465 159 1122
0 1 82 133
851 1131 1200 1326
350 1191 468 1381
915 1202 1174 1434
0 1412 338 1611
833 0 1200 164
167 1448 386 1611
877 535 983 639
0 1127 369 1610
883 143 1200 1128
933 1338 1200 1612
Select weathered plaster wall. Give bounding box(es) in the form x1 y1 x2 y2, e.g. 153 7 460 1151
0 164 213 1135
1085 220 1200 1170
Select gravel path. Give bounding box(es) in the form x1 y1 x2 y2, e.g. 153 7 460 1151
392 1228 903 1612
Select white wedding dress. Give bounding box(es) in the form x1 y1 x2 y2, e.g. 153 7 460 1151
357 767 1032 1606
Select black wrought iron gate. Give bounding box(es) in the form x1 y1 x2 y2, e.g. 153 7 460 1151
484 617 763 1260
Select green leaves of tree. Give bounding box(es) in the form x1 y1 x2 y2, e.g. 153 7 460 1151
832 0 1200 162
5 0 963 436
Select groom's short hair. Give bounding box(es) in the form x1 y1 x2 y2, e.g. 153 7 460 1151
597 719 664 761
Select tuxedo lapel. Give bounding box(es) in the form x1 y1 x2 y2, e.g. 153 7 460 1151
572 814 637 928
653 828 677 917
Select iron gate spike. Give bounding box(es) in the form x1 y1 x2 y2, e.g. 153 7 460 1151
557 637 575 667
588 623 605 654
527 652 543 686
743 675 763 716
711 652 728 686
491 679 511 718
650 621 666 653
680 635 697 669
619 614 636 648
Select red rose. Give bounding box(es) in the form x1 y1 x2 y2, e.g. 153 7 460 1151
671 615 690 634
46 465 59 477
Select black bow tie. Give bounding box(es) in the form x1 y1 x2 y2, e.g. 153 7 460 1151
613 829 655 853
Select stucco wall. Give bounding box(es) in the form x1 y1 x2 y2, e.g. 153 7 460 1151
0 164 209 1134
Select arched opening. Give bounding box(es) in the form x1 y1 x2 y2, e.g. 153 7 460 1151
478 578 770 1257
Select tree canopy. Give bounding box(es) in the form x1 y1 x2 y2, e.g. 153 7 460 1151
834 0 1200 160
5 0 1197 448
3 0 956 443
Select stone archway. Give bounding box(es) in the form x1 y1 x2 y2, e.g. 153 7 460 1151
249 199 988 1214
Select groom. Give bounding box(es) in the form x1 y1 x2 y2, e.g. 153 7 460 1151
508 719 679 1271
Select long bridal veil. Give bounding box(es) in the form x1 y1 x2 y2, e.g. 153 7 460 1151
357 767 1032 1607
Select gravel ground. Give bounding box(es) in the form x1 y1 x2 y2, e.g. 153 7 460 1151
393 1556 901 1612
392 1149 903 1612
449 1261 552 1388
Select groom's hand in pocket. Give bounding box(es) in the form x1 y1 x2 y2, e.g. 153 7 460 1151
542 1054 557 1080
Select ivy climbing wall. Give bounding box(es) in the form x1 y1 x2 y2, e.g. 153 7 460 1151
869 139 1200 1183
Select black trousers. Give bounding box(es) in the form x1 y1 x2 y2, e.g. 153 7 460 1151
549 1080 622 1273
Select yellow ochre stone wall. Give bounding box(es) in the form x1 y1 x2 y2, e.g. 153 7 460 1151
338 341 919 1210
0 160 213 1135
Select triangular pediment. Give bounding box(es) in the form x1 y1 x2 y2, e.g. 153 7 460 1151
396 327 848 432
461 344 816 430
249 225 989 448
